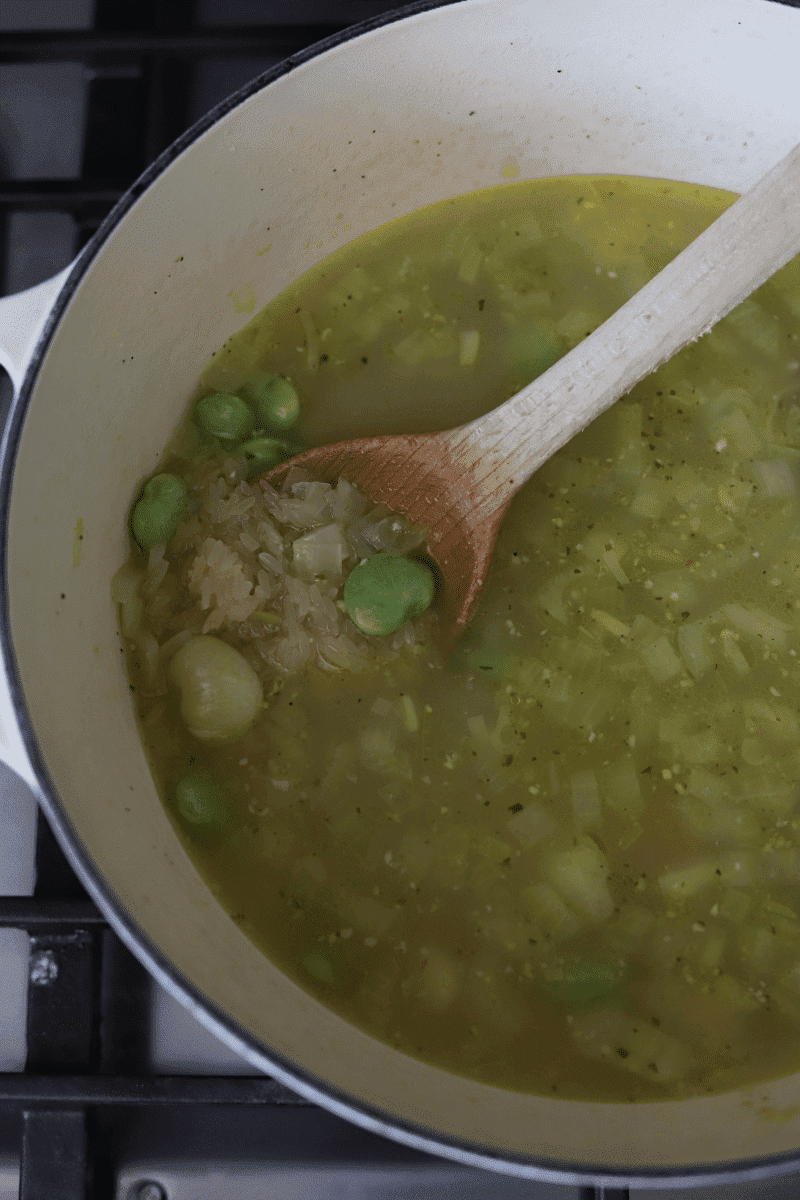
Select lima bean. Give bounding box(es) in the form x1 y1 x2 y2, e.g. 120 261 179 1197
542 958 625 1008
174 767 231 840
194 391 253 441
130 473 187 553
343 553 435 636
239 373 300 431
239 435 302 476
167 634 263 741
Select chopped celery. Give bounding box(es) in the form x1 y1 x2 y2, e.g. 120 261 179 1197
744 697 800 747
542 956 625 1008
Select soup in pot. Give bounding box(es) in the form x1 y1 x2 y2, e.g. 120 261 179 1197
114 176 800 1102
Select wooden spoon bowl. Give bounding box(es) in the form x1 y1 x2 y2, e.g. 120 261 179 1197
260 142 800 647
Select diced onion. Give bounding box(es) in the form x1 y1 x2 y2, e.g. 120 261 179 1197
459 330 481 367
639 635 684 683
658 861 718 901
545 838 614 922
754 460 796 497
721 603 792 651
677 621 712 679
570 770 601 833
507 802 557 847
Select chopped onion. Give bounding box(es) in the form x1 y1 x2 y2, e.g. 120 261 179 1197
631 476 671 519
720 629 750 675
754 459 796 497
520 882 584 942
292 523 349 581
459 329 481 367
721 603 792 650
591 609 629 638
658 860 718 901
639 635 684 683
677 621 712 679
545 838 613 922
507 802 557 847
571 1009 692 1083
110 562 143 604
457 239 483 284
570 770 601 833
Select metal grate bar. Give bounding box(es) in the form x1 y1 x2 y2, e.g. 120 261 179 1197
0 180 127 213
26 930 102 1073
0 28 346 63
580 1188 630 1200
98 931 152 1076
0 897 106 928
0 1074 309 1105
20 1109 88 1200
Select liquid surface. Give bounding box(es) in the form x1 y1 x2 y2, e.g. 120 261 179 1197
119 176 800 1103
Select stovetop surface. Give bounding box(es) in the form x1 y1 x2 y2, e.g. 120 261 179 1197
4 0 800 1195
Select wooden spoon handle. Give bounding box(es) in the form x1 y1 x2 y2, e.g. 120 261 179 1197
441 139 800 516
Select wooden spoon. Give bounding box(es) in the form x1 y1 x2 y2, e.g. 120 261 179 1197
261 141 800 646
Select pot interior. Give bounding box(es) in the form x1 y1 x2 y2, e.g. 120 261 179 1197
7 0 800 1178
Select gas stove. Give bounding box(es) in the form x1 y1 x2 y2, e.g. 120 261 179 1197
3 1 800 1196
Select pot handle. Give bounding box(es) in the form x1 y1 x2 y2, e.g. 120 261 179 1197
0 265 73 393
0 265 74 788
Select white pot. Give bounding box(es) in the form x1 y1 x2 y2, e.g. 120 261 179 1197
2 0 800 1186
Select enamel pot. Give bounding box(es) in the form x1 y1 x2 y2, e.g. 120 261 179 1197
2 0 800 1187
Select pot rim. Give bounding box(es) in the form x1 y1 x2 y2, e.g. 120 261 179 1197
4 0 800 1186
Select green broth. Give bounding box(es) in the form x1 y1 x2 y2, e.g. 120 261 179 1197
120 176 800 1102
